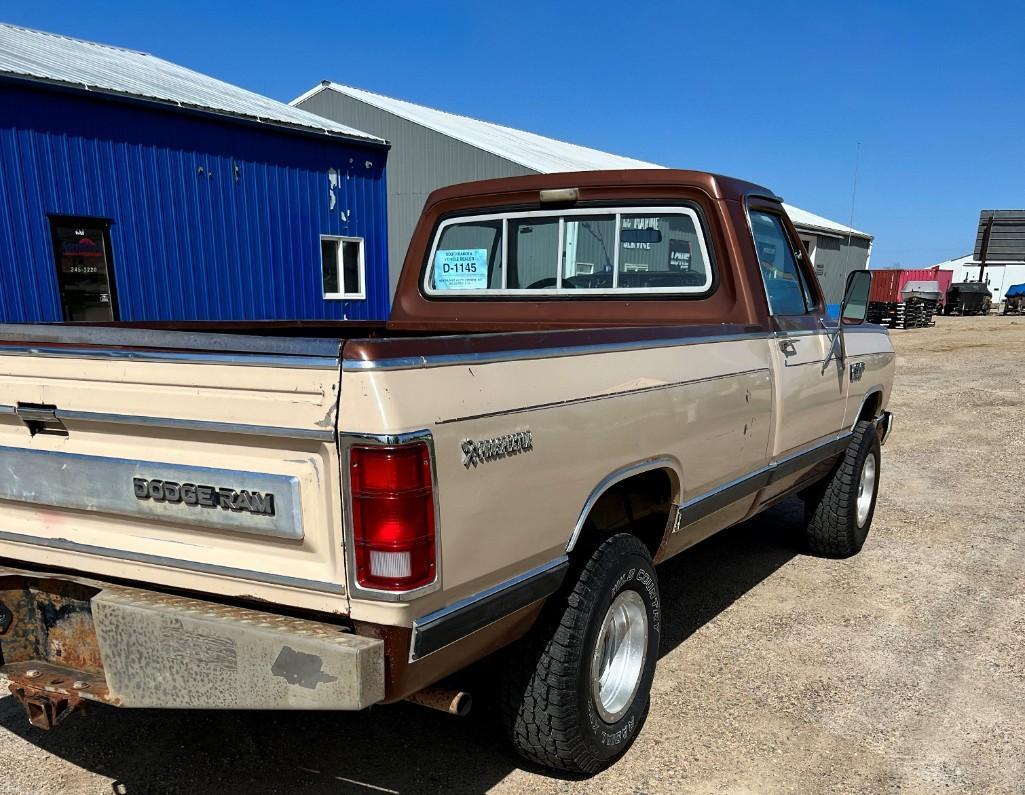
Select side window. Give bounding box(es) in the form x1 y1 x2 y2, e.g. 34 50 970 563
750 210 814 315
321 236 366 299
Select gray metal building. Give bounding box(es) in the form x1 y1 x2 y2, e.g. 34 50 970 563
293 82 873 305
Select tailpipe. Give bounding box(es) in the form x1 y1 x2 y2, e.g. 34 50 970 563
405 686 472 717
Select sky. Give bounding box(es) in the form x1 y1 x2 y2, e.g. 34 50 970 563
5 0 1024 268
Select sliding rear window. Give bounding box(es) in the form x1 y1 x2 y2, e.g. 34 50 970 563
424 206 714 297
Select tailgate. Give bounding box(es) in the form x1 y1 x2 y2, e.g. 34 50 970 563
0 326 348 614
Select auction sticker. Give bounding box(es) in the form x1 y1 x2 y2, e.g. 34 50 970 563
434 249 488 290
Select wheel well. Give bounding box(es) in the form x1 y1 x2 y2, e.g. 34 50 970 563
572 468 675 560
857 391 882 423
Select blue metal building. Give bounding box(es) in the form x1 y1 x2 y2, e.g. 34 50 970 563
0 24 390 323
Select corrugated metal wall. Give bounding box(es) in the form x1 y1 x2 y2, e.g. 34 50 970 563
295 90 533 296
296 87 872 306
0 82 389 322
806 232 872 304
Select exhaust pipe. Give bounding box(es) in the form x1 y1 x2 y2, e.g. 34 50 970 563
405 686 472 717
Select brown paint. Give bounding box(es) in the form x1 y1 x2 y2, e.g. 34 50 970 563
390 169 778 332
353 600 544 702
341 321 765 364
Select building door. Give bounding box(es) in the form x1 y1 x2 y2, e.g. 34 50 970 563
49 217 119 322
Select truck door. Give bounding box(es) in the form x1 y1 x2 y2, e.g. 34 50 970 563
748 208 847 459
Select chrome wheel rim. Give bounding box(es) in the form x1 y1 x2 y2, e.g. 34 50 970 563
857 452 877 527
591 589 648 723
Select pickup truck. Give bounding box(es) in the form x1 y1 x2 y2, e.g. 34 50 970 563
0 169 894 774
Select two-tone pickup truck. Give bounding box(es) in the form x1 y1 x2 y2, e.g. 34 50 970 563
0 169 893 774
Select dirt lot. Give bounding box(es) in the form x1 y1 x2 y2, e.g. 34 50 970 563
2 315 1023 794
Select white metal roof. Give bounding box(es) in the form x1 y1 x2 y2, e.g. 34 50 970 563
783 204 870 240
293 81 657 173
0 24 384 144
294 82 871 240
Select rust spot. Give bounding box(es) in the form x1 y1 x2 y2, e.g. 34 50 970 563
0 576 103 672
46 611 104 673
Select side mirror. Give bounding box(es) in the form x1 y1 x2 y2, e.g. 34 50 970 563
823 270 872 374
841 270 872 325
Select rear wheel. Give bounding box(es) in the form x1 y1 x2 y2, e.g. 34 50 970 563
500 534 660 774
804 420 881 557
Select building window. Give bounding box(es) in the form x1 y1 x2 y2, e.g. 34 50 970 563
321 236 365 299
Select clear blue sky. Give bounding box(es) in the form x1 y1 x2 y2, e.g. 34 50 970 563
6 1 1024 267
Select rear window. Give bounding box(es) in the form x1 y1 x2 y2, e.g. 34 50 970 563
425 206 713 296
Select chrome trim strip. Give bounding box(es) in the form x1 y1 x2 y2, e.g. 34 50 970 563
773 329 826 338
841 323 891 334
674 465 773 528
769 432 853 482
666 431 854 533
442 368 771 426
0 345 340 370
0 531 342 593
421 205 714 298
57 409 336 441
567 457 682 552
343 332 771 372
338 429 443 603
410 556 569 661
0 323 344 357
0 445 305 540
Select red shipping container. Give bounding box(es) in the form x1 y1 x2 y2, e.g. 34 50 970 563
869 269 903 302
869 267 953 302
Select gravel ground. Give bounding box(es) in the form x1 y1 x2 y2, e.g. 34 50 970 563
2 315 1023 794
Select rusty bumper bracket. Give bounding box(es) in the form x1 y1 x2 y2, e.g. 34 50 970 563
5 661 112 730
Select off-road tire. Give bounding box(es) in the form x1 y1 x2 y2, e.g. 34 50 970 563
499 533 661 774
804 419 881 557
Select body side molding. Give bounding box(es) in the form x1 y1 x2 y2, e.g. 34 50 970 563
410 556 569 661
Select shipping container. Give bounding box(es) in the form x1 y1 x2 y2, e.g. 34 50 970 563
869 268 953 303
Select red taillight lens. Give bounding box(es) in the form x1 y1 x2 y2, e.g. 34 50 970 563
350 442 436 591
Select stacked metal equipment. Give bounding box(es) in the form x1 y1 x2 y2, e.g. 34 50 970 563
867 270 947 329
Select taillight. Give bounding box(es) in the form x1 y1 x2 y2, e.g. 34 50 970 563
349 442 436 592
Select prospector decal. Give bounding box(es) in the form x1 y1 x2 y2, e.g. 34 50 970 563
133 477 276 517
461 430 534 468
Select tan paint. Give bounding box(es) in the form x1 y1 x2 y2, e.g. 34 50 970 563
341 338 774 623
0 325 892 629
0 355 348 614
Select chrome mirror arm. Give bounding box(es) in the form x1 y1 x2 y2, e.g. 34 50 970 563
821 325 843 373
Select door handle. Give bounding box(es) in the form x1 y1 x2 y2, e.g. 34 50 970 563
778 339 798 358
